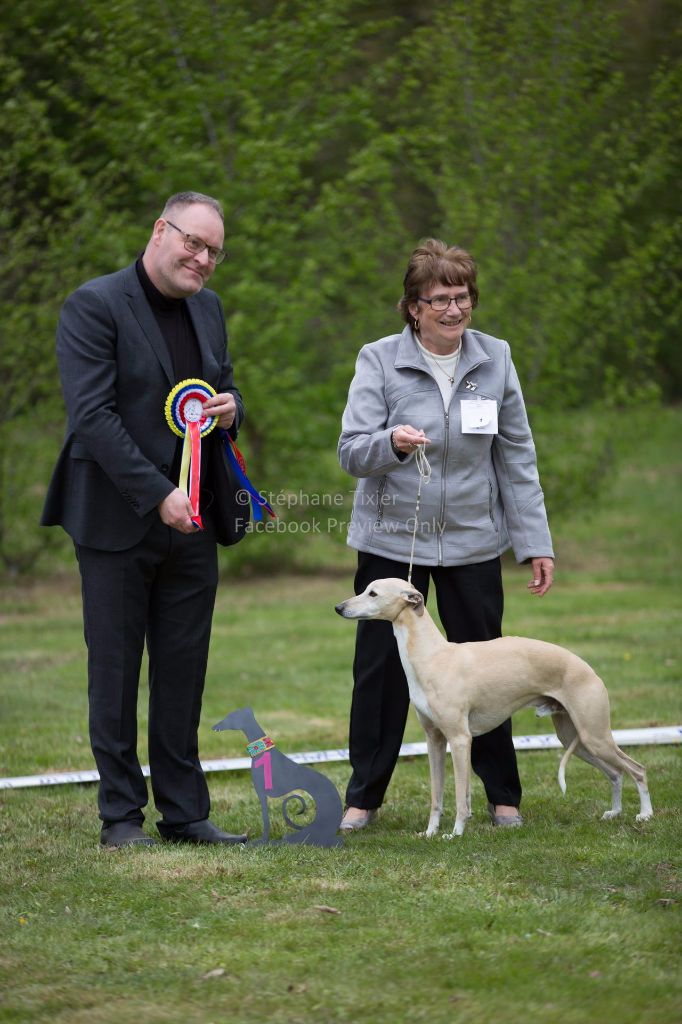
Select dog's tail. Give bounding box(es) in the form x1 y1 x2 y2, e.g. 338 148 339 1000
558 734 580 794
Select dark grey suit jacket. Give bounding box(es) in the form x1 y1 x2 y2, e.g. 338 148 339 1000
42 261 245 550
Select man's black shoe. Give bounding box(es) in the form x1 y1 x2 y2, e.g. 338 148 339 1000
157 819 248 845
100 821 157 848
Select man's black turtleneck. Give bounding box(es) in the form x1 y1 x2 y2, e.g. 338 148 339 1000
135 257 206 487
135 256 203 383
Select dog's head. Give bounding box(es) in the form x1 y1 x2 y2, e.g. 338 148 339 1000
212 707 252 733
335 577 425 622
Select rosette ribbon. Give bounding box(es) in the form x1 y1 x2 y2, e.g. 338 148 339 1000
219 430 275 523
164 379 217 530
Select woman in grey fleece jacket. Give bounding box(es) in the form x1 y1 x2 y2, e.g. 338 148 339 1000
337 240 555 832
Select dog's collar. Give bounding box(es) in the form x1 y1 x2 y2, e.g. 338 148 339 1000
246 735 276 757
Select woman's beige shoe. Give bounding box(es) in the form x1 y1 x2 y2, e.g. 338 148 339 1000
487 803 523 827
339 808 378 832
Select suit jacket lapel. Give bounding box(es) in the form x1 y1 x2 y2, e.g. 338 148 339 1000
121 263 175 385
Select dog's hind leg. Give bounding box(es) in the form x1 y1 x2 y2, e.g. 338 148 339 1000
552 712 624 818
585 738 652 821
553 710 652 821
614 748 653 820
416 712 447 837
634 773 653 821
565 677 652 821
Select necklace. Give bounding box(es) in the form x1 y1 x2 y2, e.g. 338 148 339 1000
421 343 461 386
428 357 455 385
414 334 462 401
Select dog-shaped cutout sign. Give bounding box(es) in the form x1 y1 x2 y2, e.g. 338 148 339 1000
213 707 343 847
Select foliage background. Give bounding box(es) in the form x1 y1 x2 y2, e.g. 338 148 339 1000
1 0 680 576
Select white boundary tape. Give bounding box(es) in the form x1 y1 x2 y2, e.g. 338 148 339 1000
1 726 679 791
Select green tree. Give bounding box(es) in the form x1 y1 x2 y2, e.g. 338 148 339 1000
0 0 679 575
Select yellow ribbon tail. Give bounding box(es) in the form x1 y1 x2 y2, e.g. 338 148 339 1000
178 429 192 498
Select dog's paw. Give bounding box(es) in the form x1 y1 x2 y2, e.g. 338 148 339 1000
418 829 439 838
601 809 622 820
635 811 653 822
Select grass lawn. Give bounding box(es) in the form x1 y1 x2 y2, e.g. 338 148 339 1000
1 407 680 1024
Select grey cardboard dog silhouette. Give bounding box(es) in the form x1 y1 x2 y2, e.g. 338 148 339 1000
213 707 343 847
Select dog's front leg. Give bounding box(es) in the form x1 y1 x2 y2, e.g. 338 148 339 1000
256 785 271 844
416 713 446 837
445 731 472 838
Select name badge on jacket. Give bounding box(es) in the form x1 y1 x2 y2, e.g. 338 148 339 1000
460 399 498 434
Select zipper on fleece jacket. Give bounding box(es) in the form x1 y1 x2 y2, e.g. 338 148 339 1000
437 410 449 565
420 356 487 565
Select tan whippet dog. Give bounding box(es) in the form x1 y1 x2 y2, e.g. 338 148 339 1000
335 578 653 837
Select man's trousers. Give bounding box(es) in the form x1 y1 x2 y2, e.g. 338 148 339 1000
75 519 219 825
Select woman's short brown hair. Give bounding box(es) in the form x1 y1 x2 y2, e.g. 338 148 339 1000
398 239 478 329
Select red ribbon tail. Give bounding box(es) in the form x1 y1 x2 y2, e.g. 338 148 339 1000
188 421 203 529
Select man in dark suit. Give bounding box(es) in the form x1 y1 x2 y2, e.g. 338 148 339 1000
42 191 248 847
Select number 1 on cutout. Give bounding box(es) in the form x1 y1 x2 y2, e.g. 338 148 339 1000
253 751 273 791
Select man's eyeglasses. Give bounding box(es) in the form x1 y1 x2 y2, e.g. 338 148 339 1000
165 220 226 264
418 293 472 311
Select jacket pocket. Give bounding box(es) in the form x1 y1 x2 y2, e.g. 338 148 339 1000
69 441 96 461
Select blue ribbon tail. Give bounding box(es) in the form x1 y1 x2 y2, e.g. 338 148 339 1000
220 430 275 519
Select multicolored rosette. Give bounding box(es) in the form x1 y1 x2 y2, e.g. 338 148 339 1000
164 379 217 530
219 429 275 523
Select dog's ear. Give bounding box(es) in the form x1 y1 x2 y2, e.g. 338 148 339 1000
402 590 424 616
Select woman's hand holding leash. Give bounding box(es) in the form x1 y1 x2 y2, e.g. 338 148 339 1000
391 424 431 454
391 425 553 597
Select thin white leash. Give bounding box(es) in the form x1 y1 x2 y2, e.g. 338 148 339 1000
407 443 432 584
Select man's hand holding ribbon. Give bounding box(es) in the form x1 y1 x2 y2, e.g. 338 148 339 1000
202 392 237 431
